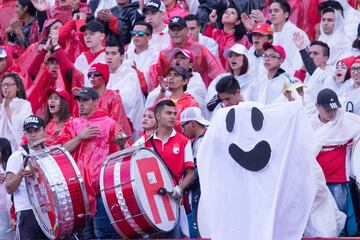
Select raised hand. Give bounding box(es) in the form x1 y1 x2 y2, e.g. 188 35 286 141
250 9 266 23
30 0 48 12
293 32 306 49
209 9 217 24
241 13 255 32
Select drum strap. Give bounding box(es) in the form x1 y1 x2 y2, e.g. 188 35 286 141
150 137 193 214
149 137 179 185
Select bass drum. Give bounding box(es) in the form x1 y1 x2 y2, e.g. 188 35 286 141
100 147 179 239
25 146 89 239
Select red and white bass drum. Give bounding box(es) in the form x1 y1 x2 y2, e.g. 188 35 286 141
25 146 89 239
100 147 179 239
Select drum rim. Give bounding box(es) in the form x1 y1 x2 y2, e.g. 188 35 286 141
100 153 127 238
100 147 179 238
130 148 179 233
26 146 89 239
26 153 63 239
61 146 89 219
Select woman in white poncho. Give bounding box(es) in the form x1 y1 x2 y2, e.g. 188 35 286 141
0 73 33 151
205 43 256 116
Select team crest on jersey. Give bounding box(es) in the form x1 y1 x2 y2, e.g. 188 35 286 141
173 143 180 154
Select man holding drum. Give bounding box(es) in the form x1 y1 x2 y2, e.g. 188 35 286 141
138 99 195 238
5 115 47 239
60 87 122 239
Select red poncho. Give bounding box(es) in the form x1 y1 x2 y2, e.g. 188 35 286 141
170 93 199 132
56 111 121 215
149 36 225 88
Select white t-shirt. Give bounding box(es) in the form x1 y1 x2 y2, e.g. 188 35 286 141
6 148 33 213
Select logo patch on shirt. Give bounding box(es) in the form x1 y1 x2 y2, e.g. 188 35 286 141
173 143 180 154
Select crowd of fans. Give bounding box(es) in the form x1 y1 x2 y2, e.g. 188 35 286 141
0 0 360 239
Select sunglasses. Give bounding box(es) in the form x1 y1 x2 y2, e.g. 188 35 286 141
130 30 149 37
87 71 102 78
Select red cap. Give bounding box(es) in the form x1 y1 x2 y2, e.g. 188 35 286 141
338 56 355 69
88 63 110 84
47 87 70 105
263 42 286 60
293 69 306 83
171 48 195 62
353 55 360 65
252 22 273 35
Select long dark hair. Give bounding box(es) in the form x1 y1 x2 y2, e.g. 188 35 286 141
44 94 71 125
1 72 27 99
18 0 37 17
229 54 249 76
0 138 12 170
221 5 247 42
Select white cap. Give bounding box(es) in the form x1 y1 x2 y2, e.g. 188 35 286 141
224 43 247 58
0 47 7 58
180 107 210 126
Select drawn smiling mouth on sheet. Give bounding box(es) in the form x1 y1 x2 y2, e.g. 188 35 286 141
225 107 272 172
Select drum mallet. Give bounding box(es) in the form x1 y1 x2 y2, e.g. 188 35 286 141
112 131 131 150
158 187 171 196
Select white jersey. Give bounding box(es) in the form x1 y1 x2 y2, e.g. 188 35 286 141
6 147 35 212
107 60 145 132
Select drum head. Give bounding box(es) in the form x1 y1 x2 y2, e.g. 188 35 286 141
131 148 178 232
352 138 360 186
26 147 84 239
26 154 61 239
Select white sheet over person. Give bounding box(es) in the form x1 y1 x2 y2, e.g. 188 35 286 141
196 101 345 240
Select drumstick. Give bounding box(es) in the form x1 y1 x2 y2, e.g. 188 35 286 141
157 187 171 196
30 138 46 148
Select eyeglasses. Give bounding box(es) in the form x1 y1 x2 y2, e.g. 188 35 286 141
1 82 16 88
180 121 191 131
87 71 102 79
130 30 150 37
351 67 360 73
263 54 281 60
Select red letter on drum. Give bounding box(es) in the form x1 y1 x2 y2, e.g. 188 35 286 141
136 157 175 224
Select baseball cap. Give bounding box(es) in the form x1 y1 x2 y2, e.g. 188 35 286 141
0 47 7 58
168 16 187 29
293 69 306 83
80 20 105 33
317 88 341 110
168 66 189 79
224 44 247 58
88 63 110 84
180 107 210 126
47 87 71 104
23 115 45 131
338 56 355 69
252 22 273 35
171 48 194 62
74 87 99 100
144 0 166 13
263 42 286 59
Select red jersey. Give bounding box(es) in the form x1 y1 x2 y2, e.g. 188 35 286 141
316 144 348 183
144 129 195 183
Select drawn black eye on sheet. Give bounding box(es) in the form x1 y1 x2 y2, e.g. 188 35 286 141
226 107 272 172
